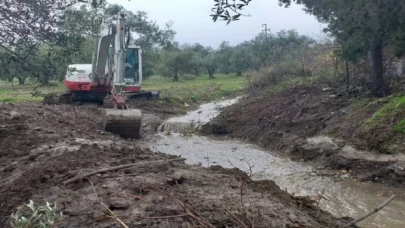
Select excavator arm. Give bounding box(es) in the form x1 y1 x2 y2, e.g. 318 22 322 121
93 13 142 138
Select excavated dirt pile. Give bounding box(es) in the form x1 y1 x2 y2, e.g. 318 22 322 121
201 83 405 187
0 102 347 227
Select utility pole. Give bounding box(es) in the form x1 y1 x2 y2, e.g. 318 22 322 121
262 24 270 36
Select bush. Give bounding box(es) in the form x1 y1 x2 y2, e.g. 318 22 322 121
10 200 63 228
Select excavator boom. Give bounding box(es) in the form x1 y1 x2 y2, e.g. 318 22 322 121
97 13 142 138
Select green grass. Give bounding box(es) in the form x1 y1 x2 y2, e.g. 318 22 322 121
0 79 65 102
0 74 246 103
394 118 405 134
142 74 247 103
363 95 405 130
257 76 306 96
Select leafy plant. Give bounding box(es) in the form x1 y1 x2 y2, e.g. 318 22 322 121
10 200 63 228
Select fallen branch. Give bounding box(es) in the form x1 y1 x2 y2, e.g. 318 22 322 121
100 203 129 228
145 183 215 228
344 194 396 227
72 105 78 119
63 158 185 185
133 214 189 220
88 178 129 228
226 209 248 228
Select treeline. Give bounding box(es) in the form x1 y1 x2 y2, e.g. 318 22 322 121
153 30 315 81
0 0 176 85
212 0 405 97
155 29 405 100
0 0 321 85
2 0 405 99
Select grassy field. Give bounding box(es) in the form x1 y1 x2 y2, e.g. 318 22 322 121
142 74 247 103
0 74 247 103
0 80 66 102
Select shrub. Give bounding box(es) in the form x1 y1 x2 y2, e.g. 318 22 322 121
10 200 63 228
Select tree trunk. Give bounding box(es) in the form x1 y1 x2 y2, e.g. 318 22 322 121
194 68 199 76
172 69 179 82
236 71 242 76
346 59 349 92
17 77 26 85
370 44 384 97
208 71 213 79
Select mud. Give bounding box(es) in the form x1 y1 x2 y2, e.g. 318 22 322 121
154 99 405 228
0 102 345 227
201 84 405 187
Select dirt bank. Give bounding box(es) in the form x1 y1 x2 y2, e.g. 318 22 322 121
201 83 405 187
0 102 348 227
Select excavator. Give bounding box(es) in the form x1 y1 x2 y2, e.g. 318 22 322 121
55 12 157 139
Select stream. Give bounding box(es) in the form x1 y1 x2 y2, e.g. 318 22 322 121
148 98 405 228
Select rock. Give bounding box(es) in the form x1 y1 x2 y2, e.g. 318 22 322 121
174 217 183 222
10 111 21 120
33 127 42 131
167 173 186 185
109 198 130 210
93 210 105 219
151 196 165 204
341 174 350 180
64 209 81 216
316 165 326 170
310 172 317 176
341 109 348 115
102 184 108 188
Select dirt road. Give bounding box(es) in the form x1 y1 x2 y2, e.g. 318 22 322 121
0 102 347 227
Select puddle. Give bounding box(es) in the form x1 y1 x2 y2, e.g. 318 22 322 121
149 98 405 228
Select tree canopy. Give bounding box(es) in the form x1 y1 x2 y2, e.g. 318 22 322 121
211 0 405 97
0 0 176 84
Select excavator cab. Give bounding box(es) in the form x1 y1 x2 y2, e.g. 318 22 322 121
124 47 140 86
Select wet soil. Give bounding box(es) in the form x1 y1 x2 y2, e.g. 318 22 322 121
201 84 405 187
153 98 405 228
0 102 347 227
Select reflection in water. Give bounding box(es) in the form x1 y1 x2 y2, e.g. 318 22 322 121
151 99 405 228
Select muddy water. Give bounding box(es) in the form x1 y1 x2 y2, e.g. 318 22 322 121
158 97 241 134
149 98 405 228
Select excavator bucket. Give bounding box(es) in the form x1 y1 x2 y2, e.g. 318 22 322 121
102 108 142 138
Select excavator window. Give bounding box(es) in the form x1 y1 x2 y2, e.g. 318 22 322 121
124 48 139 85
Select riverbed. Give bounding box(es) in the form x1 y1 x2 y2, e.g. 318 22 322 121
149 98 405 228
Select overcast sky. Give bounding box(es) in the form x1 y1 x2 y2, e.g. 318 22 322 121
108 0 325 48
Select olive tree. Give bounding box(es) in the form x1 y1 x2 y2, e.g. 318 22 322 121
211 0 405 97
